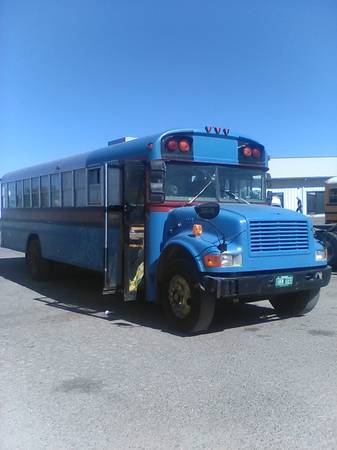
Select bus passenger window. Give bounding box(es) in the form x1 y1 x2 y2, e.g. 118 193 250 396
16 181 23 208
23 179 31 207
62 172 73 207
74 169 86 207
8 182 16 208
1 183 7 208
51 174 61 207
32 178 39 207
40 175 50 207
88 168 101 205
329 188 337 204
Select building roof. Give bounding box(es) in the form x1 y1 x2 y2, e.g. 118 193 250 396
269 156 337 179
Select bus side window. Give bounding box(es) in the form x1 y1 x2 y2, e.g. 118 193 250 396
62 171 73 207
51 174 61 207
40 175 50 207
330 188 337 204
74 169 86 207
32 177 39 207
8 182 16 208
108 166 121 205
1 183 7 208
88 168 101 205
23 179 31 208
16 181 23 208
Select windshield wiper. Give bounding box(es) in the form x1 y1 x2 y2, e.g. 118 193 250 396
187 176 216 205
224 190 250 204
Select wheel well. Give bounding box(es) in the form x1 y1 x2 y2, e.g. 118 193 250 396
26 234 39 253
157 245 199 283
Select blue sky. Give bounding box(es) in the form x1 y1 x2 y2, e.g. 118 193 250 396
1 0 337 175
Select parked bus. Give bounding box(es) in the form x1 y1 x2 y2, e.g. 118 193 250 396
0 127 331 332
314 177 337 269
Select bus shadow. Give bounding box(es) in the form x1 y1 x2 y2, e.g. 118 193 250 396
0 255 288 336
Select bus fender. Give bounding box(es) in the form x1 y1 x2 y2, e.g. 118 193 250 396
157 242 203 284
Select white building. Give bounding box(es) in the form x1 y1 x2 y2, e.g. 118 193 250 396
269 156 337 217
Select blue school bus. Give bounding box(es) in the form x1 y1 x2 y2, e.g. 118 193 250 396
0 127 331 332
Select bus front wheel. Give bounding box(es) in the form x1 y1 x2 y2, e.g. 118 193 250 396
26 238 52 281
161 259 215 333
269 288 320 316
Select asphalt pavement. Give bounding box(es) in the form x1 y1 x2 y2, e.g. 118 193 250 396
0 247 336 450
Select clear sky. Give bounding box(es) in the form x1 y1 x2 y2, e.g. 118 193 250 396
1 0 337 175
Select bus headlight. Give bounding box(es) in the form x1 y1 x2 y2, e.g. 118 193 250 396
204 252 242 268
315 249 327 261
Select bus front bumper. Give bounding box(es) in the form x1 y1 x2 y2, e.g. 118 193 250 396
202 266 331 299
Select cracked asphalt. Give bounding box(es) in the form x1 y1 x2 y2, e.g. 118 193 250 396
0 247 336 449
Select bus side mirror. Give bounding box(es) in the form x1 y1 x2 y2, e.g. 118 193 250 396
265 173 272 189
149 160 166 203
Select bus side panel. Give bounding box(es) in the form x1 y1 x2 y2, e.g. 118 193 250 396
1 219 28 253
2 208 123 281
145 210 169 302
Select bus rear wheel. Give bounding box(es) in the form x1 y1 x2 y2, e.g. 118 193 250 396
26 238 52 281
161 259 215 333
269 288 320 316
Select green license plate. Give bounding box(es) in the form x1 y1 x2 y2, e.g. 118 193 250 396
275 275 294 288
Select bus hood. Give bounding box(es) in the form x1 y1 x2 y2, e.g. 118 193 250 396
162 203 320 273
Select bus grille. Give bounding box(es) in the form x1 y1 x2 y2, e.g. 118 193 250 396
249 221 309 254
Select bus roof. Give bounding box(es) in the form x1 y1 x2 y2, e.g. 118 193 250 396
1 128 257 182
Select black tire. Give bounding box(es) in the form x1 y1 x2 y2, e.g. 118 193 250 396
161 259 215 333
26 238 52 281
269 288 320 316
323 232 337 269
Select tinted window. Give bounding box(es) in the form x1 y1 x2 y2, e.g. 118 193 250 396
40 175 50 207
1 183 7 208
51 174 61 207
8 182 16 208
329 188 337 204
32 178 39 207
108 166 121 205
16 181 23 208
74 169 86 207
307 191 324 214
23 179 31 207
88 168 101 205
62 171 73 207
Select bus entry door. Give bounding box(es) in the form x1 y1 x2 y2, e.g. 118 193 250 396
123 161 145 301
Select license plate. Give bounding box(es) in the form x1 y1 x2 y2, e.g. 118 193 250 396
275 275 294 288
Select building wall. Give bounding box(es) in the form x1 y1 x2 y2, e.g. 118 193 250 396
270 185 325 216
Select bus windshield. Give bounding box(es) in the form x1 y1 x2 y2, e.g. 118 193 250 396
165 163 265 203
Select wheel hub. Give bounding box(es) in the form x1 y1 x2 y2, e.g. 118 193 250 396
168 275 192 319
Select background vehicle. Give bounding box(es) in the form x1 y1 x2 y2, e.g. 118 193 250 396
0 127 331 332
314 177 337 269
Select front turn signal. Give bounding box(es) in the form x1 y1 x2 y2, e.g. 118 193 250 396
203 254 222 267
192 224 203 237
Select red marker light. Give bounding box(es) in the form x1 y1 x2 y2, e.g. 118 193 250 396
214 127 221 134
178 139 190 153
252 148 261 159
223 128 230 135
205 126 212 133
242 146 252 157
166 139 178 151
